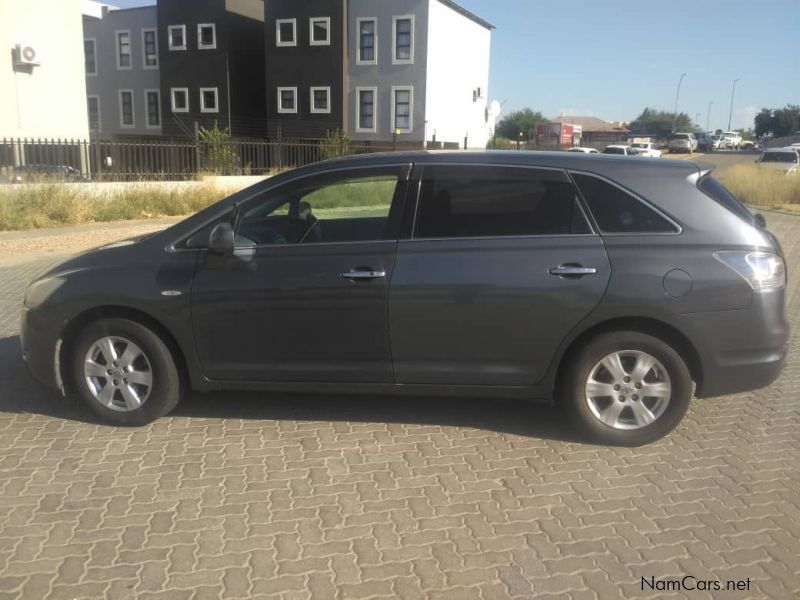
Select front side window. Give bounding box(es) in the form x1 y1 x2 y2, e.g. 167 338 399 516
393 87 412 132
276 19 297 46
119 90 134 127
198 23 216 49
236 171 402 247
168 25 186 50
171 87 189 113
277 87 297 113
84 39 97 75
310 87 330 114
572 173 677 233
415 166 589 239
200 87 218 113
310 17 330 45
145 90 160 127
393 16 413 63
142 29 158 67
87 96 100 133
358 18 376 63
116 30 131 69
357 88 376 132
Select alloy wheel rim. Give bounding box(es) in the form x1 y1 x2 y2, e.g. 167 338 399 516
585 350 671 430
84 336 153 412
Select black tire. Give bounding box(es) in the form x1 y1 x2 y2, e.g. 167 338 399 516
70 318 181 425
560 331 692 446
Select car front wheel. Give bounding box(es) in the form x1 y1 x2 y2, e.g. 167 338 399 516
70 318 182 425
561 331 692 446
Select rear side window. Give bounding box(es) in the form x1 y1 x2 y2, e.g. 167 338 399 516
698 175 756 224
571 173 677 233
414 165 590 239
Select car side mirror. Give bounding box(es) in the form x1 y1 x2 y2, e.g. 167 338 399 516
208 222 235 255
754 213 766 229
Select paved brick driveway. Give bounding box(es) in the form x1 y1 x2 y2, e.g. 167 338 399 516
1 213 798 599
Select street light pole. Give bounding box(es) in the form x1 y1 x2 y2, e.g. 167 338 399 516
706 101 714 132
695 113 701 128
673 73 686 133
727 78 740 131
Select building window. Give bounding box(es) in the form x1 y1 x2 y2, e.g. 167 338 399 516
168 25 186 50
392 16 414 64
171 87 189 113
277 87 297 114
357 18 376 64
356 87 376 132
309 17 330 46
145 90 161 127
116 30 131 69
87 96 100 134
392 86 413 132
119 90 134 128
310 87 331 114
84 39 97 76
200 87 219 113
276 19 296 47
142 29 158 68
198 23 216 49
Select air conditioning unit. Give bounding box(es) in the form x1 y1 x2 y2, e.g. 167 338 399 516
13 44 40 67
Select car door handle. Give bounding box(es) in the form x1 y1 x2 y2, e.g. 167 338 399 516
549 265 598 277
341 269 386 280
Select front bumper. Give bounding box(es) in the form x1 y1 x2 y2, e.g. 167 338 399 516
20 306 63 393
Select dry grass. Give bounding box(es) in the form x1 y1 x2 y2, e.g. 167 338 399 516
0 183 226 231
716 164 800 209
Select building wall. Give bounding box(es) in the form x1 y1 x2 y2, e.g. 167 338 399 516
425 0 491 148
0 0 89 140
346 0 429 144
265 0 344 139
83 6 161 138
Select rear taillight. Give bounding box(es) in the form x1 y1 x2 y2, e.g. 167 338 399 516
714 251 786 290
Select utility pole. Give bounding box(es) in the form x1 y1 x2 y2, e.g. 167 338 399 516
728 78 740 131
706 101 714 132
673 73 686 133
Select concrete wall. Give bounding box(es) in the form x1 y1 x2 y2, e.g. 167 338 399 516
425 0 491 149
0 0 90 140
83 6 161 138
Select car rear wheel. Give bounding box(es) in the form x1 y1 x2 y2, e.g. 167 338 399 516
70 318 181 425
561 331 692 446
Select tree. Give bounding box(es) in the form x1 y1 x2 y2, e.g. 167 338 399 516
754 105 800 138
495 108 545 141
628 108 694 139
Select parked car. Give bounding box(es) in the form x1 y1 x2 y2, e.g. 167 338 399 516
21 152 788 446
10 164 86 183
720 131 742 150
668 133 698 154
755 148 799 174
711 135 724 150
602 145 638 156
696 132 714 151
629 142 662 158
567 147 599 154
740 139 756 150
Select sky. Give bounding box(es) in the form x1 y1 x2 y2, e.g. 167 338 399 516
111 0 799 130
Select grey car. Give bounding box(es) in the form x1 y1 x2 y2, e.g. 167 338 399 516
21 151 788 446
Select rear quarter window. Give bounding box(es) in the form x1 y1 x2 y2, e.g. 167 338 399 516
571 173 678 234
697 175 756 225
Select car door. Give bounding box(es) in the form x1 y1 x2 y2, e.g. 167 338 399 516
191 164 411 383
388 163 611 387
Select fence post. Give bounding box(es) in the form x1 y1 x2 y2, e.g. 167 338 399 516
277 123 283 170
193 121 201 175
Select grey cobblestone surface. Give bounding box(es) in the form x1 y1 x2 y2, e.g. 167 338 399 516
0 213 799 599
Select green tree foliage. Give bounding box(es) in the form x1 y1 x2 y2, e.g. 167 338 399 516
754 105 800 138
628 108 694 138
320 129 352 159
198 124 239 175
495 108 545 141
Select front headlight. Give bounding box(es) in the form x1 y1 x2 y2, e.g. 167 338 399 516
714 251 786 290
23 277 65 310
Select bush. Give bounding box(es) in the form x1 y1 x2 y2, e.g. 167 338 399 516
486 136 517 150
717 165 800 208
320 129 353 159
198 124 240 175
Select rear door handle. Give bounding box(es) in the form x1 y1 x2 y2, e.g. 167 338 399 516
341 269 386 280
549 265 598 277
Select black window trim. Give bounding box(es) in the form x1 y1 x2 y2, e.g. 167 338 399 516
567 169 683 236
405 162 598 242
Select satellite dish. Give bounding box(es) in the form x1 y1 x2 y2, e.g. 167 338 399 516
489 100 502 118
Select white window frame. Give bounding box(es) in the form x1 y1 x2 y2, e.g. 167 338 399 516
168 25 187 51
309 17 331 46
392 15 414 65
277 86 298 114
276 19 297 47
391 85 413 133
87 95 101 133
170 87 189 113
356 17 377 65
118 89 135 128
144 89 161 129
355 86 377 133
141 28 158 69
84 38 97 76
115 29 132 70
200 87 219 113
197 23 216 50
310 86 331 114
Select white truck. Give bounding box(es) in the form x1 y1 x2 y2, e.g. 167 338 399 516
720 131 742 150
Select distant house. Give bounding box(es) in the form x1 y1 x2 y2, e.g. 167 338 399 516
548 115 629 145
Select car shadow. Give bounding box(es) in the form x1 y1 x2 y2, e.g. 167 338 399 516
0 335 587 444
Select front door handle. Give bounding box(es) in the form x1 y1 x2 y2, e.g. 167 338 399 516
341 269 386 281
549 265 598 277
